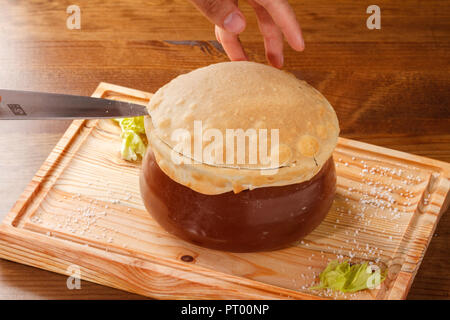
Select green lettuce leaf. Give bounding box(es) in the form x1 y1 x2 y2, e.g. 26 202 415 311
114 117 147 161
115 117 145 134
310 260 386 293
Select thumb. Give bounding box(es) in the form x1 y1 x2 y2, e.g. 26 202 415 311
190 0 246 34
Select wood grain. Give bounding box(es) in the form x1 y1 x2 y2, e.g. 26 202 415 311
0 0 449 300
1 0 449 42
0 83 448 300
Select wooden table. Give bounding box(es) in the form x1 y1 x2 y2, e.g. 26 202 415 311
0 0 448 299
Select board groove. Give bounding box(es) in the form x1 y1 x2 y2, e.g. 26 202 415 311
0 83 448 300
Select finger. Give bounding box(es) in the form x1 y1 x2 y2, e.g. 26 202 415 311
253 0 304 51
216 27 248 61
248 0 284 68
214 25 222 44
189 0 246 34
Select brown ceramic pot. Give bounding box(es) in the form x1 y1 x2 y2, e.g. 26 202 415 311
140 148 336 252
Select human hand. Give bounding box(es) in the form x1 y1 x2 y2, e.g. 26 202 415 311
188 0 304 68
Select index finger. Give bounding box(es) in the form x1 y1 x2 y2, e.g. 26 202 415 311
253 0 304 51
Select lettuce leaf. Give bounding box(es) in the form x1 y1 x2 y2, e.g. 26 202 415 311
115 117 145 135
114 117 147 161
310 260 386 293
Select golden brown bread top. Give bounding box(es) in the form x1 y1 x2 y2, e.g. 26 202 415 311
145 61 339 195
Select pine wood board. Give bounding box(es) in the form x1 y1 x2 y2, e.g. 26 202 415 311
0 83 448 300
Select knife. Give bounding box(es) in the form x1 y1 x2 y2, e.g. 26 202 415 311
0 89 149 120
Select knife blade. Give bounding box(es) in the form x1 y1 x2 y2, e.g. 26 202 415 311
0 89 149 120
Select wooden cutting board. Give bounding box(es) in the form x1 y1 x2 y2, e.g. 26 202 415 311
0 83 448 300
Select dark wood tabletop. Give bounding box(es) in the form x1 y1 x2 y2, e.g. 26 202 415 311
0 0 448 299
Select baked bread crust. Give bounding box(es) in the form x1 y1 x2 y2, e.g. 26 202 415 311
145 61 339 195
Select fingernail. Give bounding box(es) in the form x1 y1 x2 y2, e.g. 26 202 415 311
278 54 284 68
269 54 283 68
298 35 305 51
223 12 245 34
